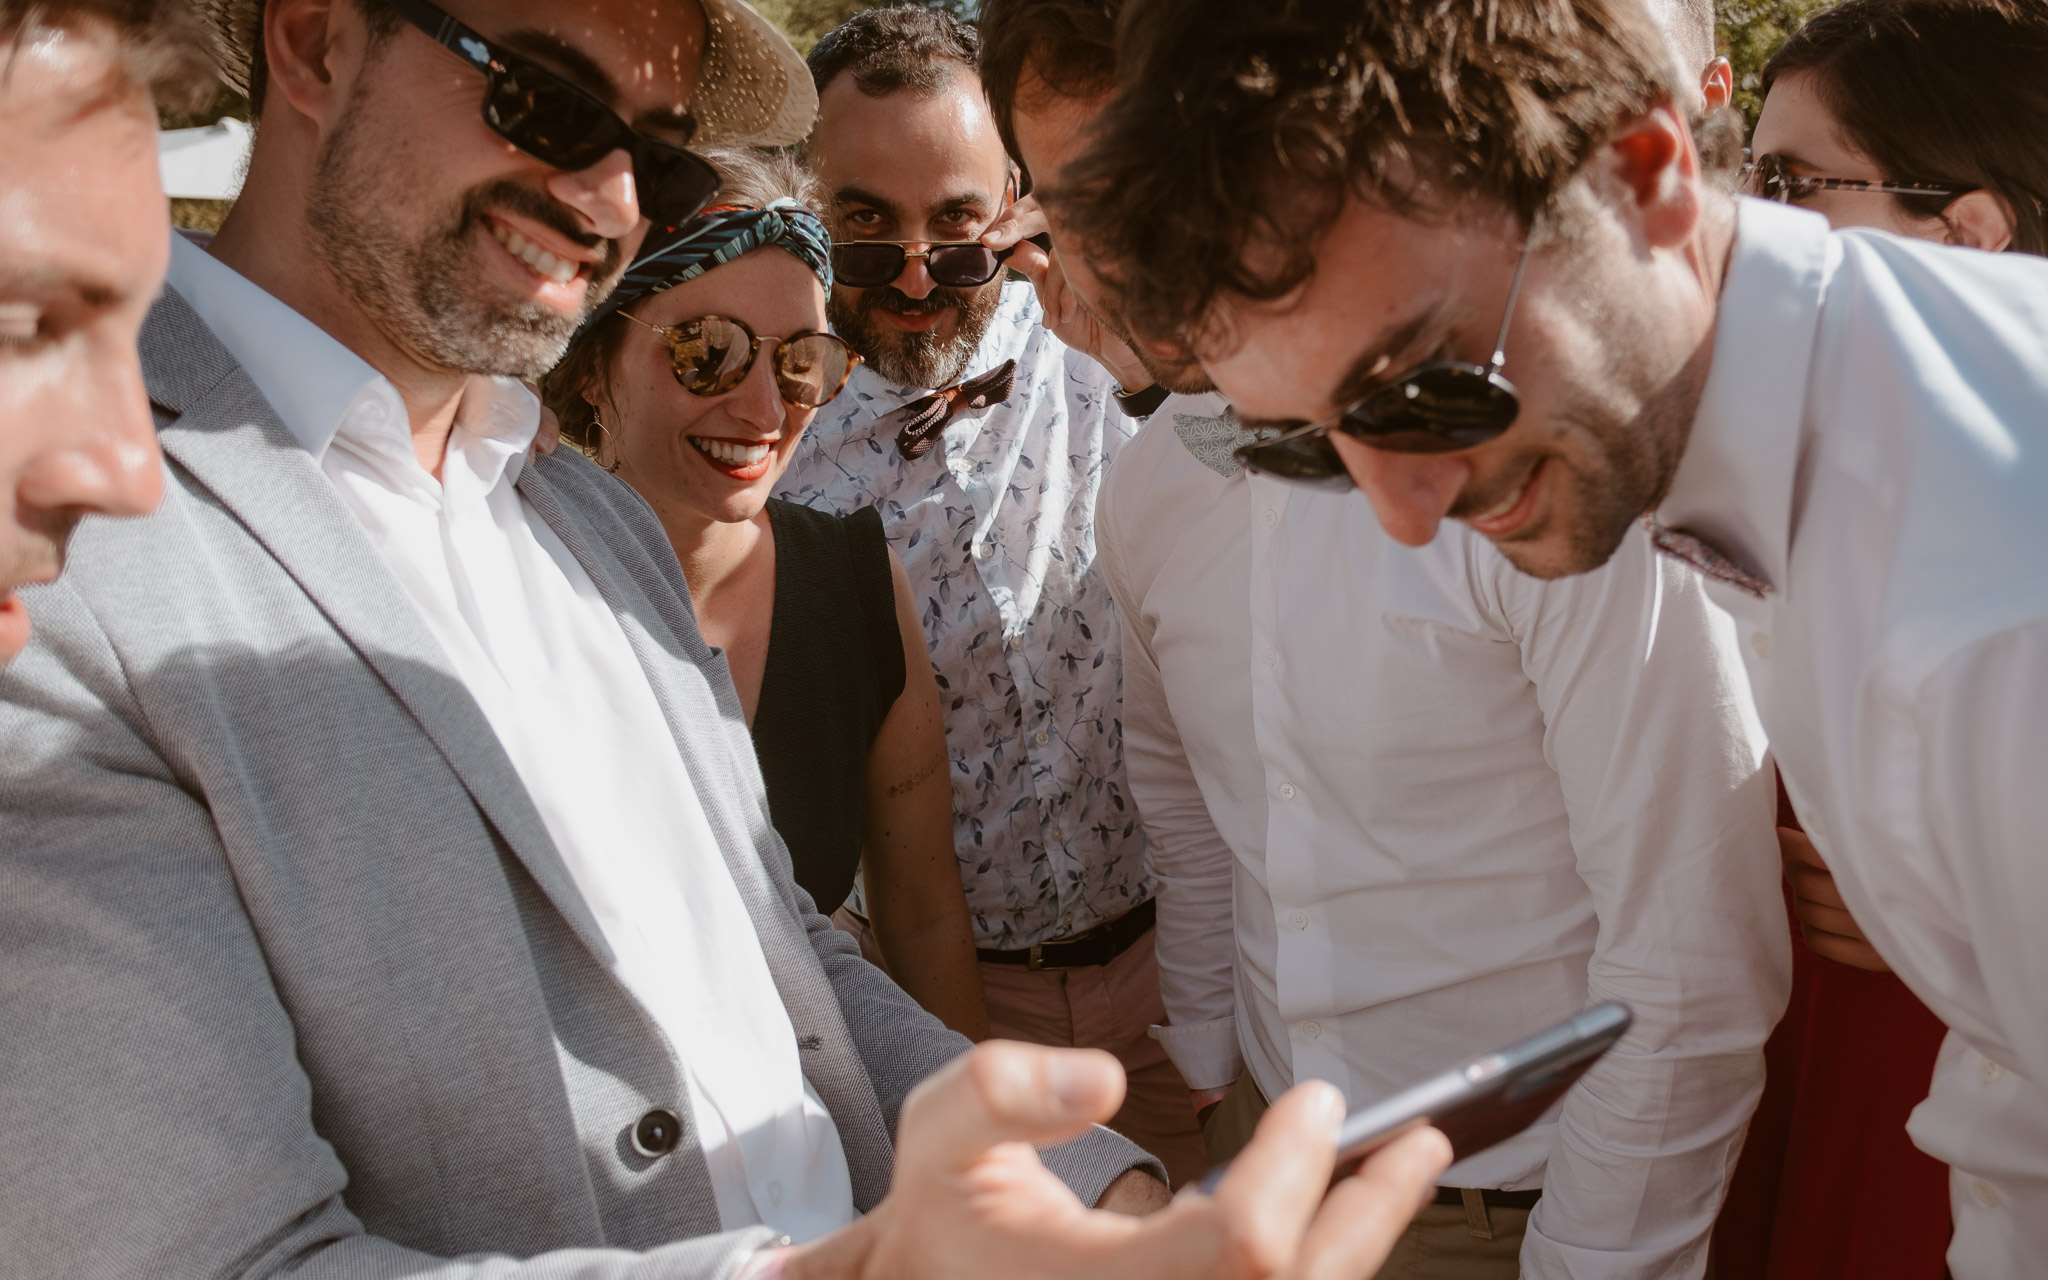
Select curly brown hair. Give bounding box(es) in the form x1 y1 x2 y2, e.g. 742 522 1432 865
1047 0 1702 345
2 0 216 111
978 0 1119 185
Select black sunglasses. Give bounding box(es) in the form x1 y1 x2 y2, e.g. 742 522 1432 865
1234 241 1534 489
1743 151 1966 205
619 312 862 409
385 0 721 227
830 240 1020 290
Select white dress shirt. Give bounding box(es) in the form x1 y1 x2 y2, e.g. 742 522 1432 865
1660 198 2048 1280
1098 394 1787 1278
777 281 1146 947
163 234 855 1242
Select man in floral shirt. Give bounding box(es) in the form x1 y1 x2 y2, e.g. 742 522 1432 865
776 7 1203 1185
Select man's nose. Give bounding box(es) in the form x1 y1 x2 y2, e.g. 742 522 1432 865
1330 434 1465 547
548 148 640 241
893 252 939 301
19 351 165 521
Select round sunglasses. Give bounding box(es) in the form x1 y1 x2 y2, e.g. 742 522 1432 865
386 0 722 228
1234 242 1533 489
619 312 861 409
830 240 1020 290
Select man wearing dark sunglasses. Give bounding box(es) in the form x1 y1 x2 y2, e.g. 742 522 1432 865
1061 0 2048 1275
0 0 1463 1276
982 3 1786 1276
775 6 1207 1190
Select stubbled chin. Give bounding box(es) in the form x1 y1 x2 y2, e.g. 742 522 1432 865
0 592 32 663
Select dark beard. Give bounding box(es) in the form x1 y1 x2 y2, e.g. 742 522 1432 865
306 96 626 380
828 281 1003 389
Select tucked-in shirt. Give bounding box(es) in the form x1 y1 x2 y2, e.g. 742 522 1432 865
1658 198 2048 1280
162 234 854 1242
776 281 1145 948
1099 393 1787 1278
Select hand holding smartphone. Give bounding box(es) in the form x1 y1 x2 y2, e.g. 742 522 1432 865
1196 1002 1633 1194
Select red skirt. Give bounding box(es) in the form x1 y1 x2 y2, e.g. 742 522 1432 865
1714 791 1951 1277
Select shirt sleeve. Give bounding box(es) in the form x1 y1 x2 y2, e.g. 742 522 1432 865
1497 529 1790 1279
1095 477 1243 1091
1914 621 2048 1099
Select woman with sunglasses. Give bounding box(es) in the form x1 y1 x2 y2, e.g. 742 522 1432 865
544 148 988 1041
1713 4 2048 1275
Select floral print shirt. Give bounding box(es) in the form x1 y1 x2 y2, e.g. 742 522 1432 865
776 282 1149 948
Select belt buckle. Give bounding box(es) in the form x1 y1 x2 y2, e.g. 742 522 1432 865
1027 942 1044 971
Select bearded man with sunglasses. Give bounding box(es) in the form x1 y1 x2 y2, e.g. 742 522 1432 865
975 1 1785 1276
0 0 1472 1275
772 6 1207 1189
1057 0 2048 1274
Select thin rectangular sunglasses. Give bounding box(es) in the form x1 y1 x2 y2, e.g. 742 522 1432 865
384 0 722 227
829 240 1022 289
1235 240 1534 490
1743 151 1965 205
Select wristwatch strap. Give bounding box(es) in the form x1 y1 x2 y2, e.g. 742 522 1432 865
1112 381 1171 418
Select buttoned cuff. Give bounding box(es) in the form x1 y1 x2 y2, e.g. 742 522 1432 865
1149 1017 1243 1091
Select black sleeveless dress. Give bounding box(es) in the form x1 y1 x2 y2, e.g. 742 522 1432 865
750 500 910 912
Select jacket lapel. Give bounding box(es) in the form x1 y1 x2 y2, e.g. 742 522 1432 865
520 466 897 1208
140 288 614 966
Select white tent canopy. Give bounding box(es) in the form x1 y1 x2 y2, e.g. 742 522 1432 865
159 118 252 201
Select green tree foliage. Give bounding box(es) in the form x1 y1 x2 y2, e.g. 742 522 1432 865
759 0 979 55
1718 0 1831 126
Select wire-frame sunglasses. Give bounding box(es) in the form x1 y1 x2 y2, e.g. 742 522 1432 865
619 312 861 409
829 240 1022 289
385 0 722 228
1234 241 1535 490
1743 151 1966 206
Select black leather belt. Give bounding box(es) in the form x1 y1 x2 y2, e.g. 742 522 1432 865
976 898 1156 970
1431 1186 1543 1210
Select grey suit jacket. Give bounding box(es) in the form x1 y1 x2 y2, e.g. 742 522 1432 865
0 292 1157 1278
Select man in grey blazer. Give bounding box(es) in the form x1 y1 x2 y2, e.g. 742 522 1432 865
0 1 1452 1277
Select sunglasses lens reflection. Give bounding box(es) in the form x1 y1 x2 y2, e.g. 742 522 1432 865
776 336 856 408
924 244 1004 288
671 317 754 395
1342 366 1519 454
831 243 906 287
1235 431 1356 491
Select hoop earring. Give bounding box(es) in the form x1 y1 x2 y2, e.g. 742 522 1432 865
593 405 622 474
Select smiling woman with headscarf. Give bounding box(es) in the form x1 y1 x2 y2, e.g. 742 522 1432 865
544 147 988 1041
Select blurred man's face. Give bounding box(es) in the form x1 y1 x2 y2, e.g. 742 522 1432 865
306 0 706 378
0 21 170 661
807 67 1010 388
1010 75 1210 394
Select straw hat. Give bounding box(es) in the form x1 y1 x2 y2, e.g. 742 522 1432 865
198 0 817 147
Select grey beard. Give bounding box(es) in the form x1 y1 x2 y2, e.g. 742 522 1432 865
829 281 1003 390
306 98 622 380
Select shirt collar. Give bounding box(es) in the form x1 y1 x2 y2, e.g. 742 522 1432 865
164 233 541 482
1657 198 1839 598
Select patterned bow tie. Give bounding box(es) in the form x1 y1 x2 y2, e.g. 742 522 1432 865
1646 520 1774 599
892 359 1019 461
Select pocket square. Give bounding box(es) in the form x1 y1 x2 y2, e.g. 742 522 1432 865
1172 409 1258 478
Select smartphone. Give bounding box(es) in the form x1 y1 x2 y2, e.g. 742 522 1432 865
1195 1001 1632 1194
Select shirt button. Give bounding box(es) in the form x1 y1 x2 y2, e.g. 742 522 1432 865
1278 781 1297 800
1980 1057 2007 1084
1006 634 1024 652
1262 648 1278 667
1971 1177 2003 1209
1751 631 1771 659
974 541 993 560
1262 507 1279 527
631 1108 683 1158
1302 1020 1322 1039
1034 730 1049 746
1049 825 1065 842
1289 911 1308 931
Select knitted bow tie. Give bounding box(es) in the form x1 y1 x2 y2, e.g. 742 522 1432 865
892 359 1019 461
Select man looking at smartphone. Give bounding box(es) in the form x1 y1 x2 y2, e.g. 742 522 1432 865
979 2 1786 1276
776 6 1206 1186
1056 0 2048 1274
0 0 1452 1273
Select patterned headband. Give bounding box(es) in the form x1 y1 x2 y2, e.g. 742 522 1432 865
580 198 833 336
